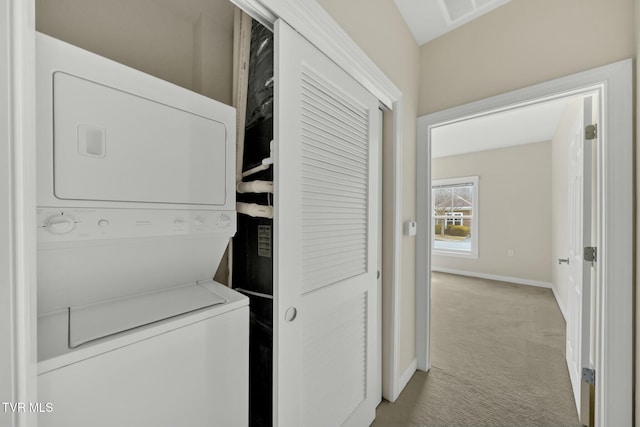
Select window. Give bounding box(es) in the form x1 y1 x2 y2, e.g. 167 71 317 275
432 176 478 258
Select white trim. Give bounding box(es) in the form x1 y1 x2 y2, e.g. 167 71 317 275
7 0 38 426
229 0 275 31
551 285 568 322
0 2 15 425
415 103 431 372
431 250 477 259
398 357 417 395
231 0 404 403
416 59 633 427
430 267 552 289
387 99 403 402
231 0 401 108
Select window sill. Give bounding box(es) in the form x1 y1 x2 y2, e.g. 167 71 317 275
432 250 478 259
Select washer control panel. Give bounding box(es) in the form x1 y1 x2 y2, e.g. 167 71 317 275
37 208 236 242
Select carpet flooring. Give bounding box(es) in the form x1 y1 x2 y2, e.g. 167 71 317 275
372 272 581 427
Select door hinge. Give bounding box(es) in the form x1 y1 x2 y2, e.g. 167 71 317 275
584 246 597 262
585 124 597 140
582 368 595 385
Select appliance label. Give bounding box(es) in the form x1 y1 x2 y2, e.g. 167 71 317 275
257 225 271 258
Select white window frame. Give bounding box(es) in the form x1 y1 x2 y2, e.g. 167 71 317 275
431 175 478 259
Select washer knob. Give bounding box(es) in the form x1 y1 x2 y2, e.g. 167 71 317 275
217 214 231 228
46 215 75 234
194 216 204 226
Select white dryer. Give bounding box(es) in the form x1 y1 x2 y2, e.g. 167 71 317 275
35 33 248 427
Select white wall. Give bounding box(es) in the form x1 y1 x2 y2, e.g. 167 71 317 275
550 99 582 315
317 0 421 377
0 1 14 425
431 141 552 284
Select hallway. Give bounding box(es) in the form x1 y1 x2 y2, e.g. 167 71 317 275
373 272 580 427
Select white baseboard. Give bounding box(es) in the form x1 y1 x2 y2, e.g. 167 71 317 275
397 358 417 397
432 267 568 321
431 267 553 289
550 284 567 322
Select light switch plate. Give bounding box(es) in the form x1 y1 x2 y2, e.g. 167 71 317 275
404 220 417 236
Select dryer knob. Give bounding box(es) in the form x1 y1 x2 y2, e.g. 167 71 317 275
47 215 75 234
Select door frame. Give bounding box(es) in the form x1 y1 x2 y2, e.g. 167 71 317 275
2 0 39 426
415 59 633 427
6 4 407 426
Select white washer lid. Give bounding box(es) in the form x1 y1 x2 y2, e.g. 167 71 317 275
69 282 226 348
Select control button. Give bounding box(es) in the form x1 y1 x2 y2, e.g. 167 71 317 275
217 214 231 228
47 215 75 234
194 216 204 226
173 218 185 226
98 219 109 228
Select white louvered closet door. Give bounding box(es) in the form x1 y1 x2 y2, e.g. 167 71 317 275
274 20 380 427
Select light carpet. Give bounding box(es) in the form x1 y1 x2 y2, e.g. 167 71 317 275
372 272 581 427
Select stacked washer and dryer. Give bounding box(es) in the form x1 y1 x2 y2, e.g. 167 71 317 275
35 34 248 426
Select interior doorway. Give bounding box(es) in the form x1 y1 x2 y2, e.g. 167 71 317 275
427 92 595 423
415 60 633 426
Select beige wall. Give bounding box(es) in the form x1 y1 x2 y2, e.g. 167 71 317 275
36 0 235 105
432 142 552 284
317 0 420 376
550 99 582 314
419 0 636 115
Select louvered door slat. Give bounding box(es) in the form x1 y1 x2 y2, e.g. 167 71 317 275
302 128 368 158
301 71 368 120
302 234 366 247
302 143 368 171
301 114 368 148
302 131 368 160
301 106 369 139
301 115 368 150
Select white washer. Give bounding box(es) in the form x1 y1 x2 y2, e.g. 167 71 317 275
38 282 248 427
35 33 247 426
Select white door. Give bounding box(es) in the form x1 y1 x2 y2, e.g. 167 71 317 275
274 19 380 427
566 96 595 415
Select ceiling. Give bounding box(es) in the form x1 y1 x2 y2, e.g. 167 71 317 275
431 97 574 159
395 0 512 45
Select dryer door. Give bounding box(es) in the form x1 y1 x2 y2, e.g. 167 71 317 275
52 72 228 206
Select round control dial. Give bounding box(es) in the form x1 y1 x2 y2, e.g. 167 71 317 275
217 214 232 228
46 215 76 234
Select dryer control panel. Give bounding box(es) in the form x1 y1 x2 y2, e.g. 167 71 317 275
37 208 236 243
